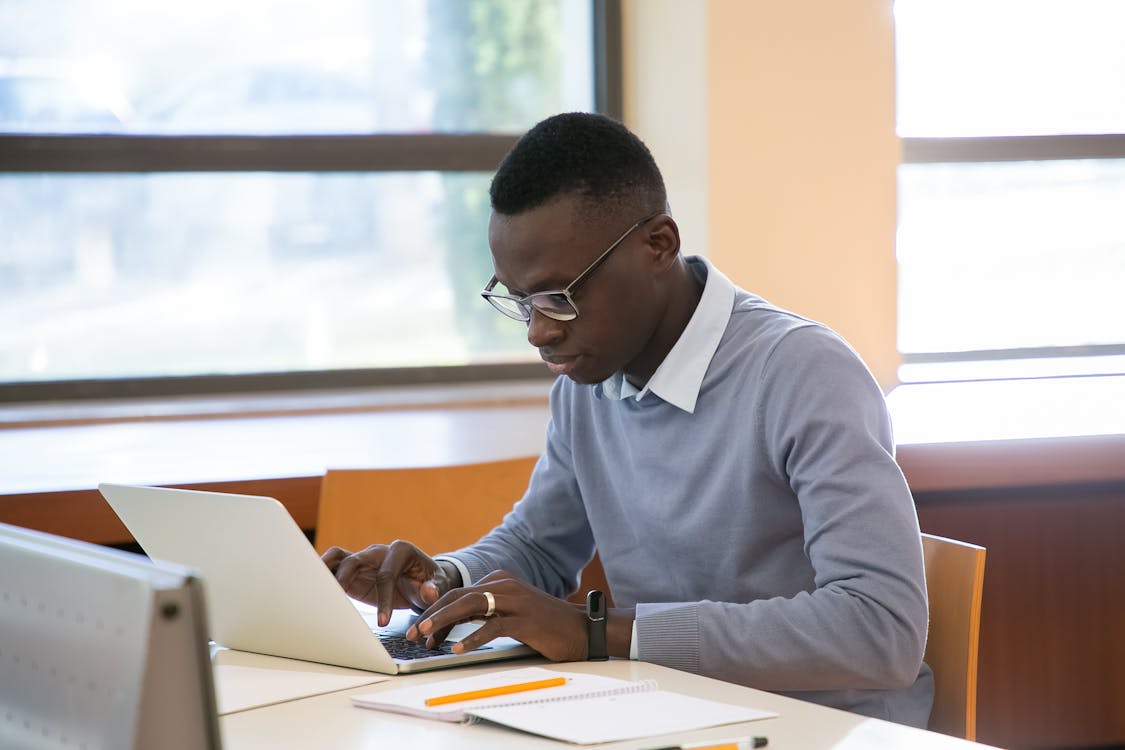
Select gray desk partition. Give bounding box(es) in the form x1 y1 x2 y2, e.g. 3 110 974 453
0 522 221 750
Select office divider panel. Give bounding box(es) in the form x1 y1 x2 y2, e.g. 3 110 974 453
0 522 221 750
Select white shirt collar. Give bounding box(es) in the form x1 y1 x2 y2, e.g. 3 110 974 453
599 256 735 414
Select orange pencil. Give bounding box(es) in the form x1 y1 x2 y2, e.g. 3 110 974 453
424 676 568 706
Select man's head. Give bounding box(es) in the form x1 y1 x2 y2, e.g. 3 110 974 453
484 113 695 387
489 111 667 223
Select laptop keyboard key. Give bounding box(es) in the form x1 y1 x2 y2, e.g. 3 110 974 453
377 633 455 660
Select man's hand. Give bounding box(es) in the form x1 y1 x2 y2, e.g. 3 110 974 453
405 570 590 662
321 540 460 627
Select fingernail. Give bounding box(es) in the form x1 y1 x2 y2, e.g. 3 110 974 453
405 626 417 639
418 619 431 635
451 642 464 654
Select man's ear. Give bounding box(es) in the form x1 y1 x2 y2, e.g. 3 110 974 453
644 214 681 272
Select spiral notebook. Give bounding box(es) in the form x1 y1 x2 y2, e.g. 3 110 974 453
350 666 776 744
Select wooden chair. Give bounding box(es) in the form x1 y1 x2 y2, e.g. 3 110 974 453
315 456 610 605
921 531 987 741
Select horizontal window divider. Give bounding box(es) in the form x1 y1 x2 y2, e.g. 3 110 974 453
901 134 1125 163
902 343 1125 364
0 363 552 404
0 133 521 173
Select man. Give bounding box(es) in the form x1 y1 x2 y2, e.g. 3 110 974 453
323 112 933 726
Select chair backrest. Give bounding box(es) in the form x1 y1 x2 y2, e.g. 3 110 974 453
921 531 987 741
315 456 610 605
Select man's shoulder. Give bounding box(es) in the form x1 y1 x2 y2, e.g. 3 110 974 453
719 289 871 379
730 285 807 321
726 288 829 346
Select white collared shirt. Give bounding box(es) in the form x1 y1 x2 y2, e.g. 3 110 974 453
597 255 735 415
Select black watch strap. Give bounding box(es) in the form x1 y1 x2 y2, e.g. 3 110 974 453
586 589 608 661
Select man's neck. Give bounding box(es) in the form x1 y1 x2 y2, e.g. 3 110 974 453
622 257 705 388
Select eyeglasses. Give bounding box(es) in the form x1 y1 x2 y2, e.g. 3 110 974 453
481 211 661 323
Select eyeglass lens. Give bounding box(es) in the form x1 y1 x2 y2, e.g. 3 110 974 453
487 291 577 322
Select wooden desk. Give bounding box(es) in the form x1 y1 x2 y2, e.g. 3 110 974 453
219 659 996 750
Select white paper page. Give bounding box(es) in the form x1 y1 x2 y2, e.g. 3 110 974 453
469 689 777 745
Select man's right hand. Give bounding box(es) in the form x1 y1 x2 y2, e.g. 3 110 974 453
321 540 462 627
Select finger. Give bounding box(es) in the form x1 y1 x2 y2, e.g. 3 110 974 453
333 545 384 598
408 571 520 641
405 589 457 641
375 540 432 627
419 579 441 607
449 616 507 655
412 588 496 646
395 564 445 612
320 546 351 573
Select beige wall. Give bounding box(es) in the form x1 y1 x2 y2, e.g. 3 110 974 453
619 0 710 258
622 1 900 389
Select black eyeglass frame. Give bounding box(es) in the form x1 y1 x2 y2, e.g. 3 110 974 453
481 211 663 323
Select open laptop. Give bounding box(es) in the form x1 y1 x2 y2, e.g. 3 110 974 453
98 483 535 675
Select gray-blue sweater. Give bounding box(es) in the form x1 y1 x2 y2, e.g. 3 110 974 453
448 257 933 726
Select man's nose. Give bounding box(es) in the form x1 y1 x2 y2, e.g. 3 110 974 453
526 309 566 348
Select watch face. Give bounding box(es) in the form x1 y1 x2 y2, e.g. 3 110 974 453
586 589 608 660
586 589 606 619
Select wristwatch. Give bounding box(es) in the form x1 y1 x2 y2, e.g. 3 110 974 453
586 589 608 661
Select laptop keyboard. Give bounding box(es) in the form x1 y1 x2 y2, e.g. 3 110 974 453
377 632 456 660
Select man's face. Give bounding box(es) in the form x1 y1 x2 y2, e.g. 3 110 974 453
487 195 663 385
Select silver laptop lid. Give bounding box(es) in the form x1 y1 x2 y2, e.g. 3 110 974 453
98 483 534 674
99 483 397 673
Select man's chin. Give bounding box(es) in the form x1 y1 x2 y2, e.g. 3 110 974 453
542 357 613 385
563 366 614 386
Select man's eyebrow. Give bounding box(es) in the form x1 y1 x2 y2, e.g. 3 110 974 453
498 274 565 297
492 276 522 296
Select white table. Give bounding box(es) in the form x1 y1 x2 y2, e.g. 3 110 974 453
218 658 998 750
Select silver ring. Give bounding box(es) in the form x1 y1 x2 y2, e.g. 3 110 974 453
481 590 496 618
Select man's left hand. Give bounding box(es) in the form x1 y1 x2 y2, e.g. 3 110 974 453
405 570 589 662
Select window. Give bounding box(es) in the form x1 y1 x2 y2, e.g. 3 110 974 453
894 0 1125 382
0 0 619 399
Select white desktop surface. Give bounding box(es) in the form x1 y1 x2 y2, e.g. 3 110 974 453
210 647 388 715
219 659 997 750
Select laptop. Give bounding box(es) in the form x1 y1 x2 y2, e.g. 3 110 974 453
98 483 535 674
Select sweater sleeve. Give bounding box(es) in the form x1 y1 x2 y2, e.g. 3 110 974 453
443 379 596 597
636 326 929 694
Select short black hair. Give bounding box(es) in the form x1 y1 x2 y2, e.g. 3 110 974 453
489 112 667 221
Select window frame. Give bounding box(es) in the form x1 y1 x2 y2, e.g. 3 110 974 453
0 0 622 403
898 134 1125 378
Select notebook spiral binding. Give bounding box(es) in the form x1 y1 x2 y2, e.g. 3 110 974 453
462 678 660 725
